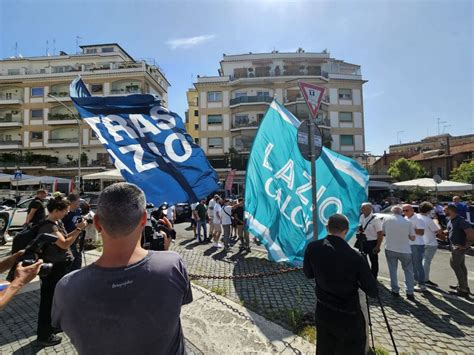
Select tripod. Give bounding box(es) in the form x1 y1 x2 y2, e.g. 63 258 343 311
356 234 399 355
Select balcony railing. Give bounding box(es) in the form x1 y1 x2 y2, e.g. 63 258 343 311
0 94 23 101
110 88 142 94
48 113 77 121
0 116 22 123
230 95 273 106
48 91 69 97
232 120 259 129
48 138 79 144
0 140 22 144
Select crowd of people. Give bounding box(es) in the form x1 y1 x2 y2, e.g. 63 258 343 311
361 196 473 300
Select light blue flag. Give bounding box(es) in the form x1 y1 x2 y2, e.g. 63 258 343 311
70 77 219 206
245 100 368 266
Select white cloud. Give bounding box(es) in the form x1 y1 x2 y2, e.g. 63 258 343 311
166 34 215 50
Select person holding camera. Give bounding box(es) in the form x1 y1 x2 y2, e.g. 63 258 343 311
52 183 192 355
36 196 87 347
358 203 384 279
0 251 43 310
303 214 378 355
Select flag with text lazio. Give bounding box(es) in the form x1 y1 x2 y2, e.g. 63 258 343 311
70 77 219 205
245 100 368 265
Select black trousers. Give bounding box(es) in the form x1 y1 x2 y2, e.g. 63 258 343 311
37 261 71 340
362 240 379 278
316 305 366 355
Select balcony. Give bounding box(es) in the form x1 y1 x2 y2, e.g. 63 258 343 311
0 140 22 149
47 88 70 102
0 116 23 127
48 138 79 143
0 93 23 105
47 113 78 125
229 95 273 107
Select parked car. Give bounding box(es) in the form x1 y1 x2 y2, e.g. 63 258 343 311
175 203 192 224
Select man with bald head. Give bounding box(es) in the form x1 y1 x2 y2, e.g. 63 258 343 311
358 202 384 278
383 206 416 301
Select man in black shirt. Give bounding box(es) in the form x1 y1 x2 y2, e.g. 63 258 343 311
25 189 48 225
444 205 473 298
303 214 378 355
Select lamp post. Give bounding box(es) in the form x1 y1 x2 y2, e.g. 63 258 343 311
47 93 82 193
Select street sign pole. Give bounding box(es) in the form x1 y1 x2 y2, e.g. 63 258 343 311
298 82 326 240
307 118 318 241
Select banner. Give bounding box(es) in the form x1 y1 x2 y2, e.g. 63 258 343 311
224 169 237 191
245 100 368 265
70 78 219 205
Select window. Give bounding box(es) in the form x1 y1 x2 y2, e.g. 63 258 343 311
208 137 223 148
5 93 12 100
86 48 97 54
195 138 200 144
340 135 354 146
235 92 247 98
194 124 199 130
207 115 223 125
257 91 270 98
207 91 222 102
91 84 103 94
194 110 199 116
91 130 98 138
31 109 43 119
5 134 12 141
257 113 265 121
31 87 44 97
437 167 443 177
52 66 66 73
338 89 352 100
31 132 43 140
7 69 20 75
102 47 114 53
339 112 353 122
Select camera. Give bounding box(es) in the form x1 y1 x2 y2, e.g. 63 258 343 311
355 226 367 243
77 217 93 224
7 233 58 281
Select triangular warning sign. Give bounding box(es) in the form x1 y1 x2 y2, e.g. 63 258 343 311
298 82 325 119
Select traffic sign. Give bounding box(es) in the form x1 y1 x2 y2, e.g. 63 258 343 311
298 82 325 119
297 119 323 161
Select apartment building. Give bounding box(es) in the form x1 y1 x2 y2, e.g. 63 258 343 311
0 43 169 177
185 88 200 142
191 50 366 180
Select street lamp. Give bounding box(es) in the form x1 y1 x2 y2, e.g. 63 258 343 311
47 93 82 193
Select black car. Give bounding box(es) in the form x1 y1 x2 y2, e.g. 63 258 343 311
175 203 192 223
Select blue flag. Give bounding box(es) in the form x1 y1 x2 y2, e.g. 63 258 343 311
245 100 368 265
70 77 219 205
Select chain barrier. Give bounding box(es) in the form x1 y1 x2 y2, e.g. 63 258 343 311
189 266 303 280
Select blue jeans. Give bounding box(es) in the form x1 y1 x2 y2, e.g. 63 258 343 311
423 245 438 282
385 249 415 294
196 220 207 242
410 245 425 286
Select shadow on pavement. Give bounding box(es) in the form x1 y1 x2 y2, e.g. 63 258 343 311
376 284 466 338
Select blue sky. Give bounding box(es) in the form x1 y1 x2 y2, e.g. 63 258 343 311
1 0 472 155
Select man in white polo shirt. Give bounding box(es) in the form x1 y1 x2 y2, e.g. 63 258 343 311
358 203 384 278
418 202 442 287
403 204 427 292
383 205 416 301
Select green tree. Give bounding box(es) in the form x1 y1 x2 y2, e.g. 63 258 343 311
450 160 474 184
387 158 426 181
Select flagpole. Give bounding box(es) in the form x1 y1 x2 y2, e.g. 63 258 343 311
308 118 318 240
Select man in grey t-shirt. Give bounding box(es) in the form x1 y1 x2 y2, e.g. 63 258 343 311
52 183 192 355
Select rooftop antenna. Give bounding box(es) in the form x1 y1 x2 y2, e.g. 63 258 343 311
437 117 447 135
46 40 49 56
53 38 56 55
442 124 451 133
75 36 82 54
397 130 405 144
14 42 18 58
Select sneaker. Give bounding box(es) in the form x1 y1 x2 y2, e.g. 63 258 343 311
426 280 439 287
449 289 470 298
406 294 415 301
390 291 400 297
37 334 62 347
414 285 427 292
216 243 224 248
449 285 459 290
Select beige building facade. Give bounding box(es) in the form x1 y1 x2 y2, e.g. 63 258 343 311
0 43 169 178
191 50 366 177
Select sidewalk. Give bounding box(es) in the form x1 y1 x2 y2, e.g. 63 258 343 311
0 243 315 354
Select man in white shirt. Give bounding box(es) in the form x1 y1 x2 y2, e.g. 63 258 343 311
166 205 176 226
418 202 442 287
372 202 382 213
212 198 223 248
207 195 218 238
403 204 427 291
383 205 416 301
358 203 384 278
221 199 233 252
